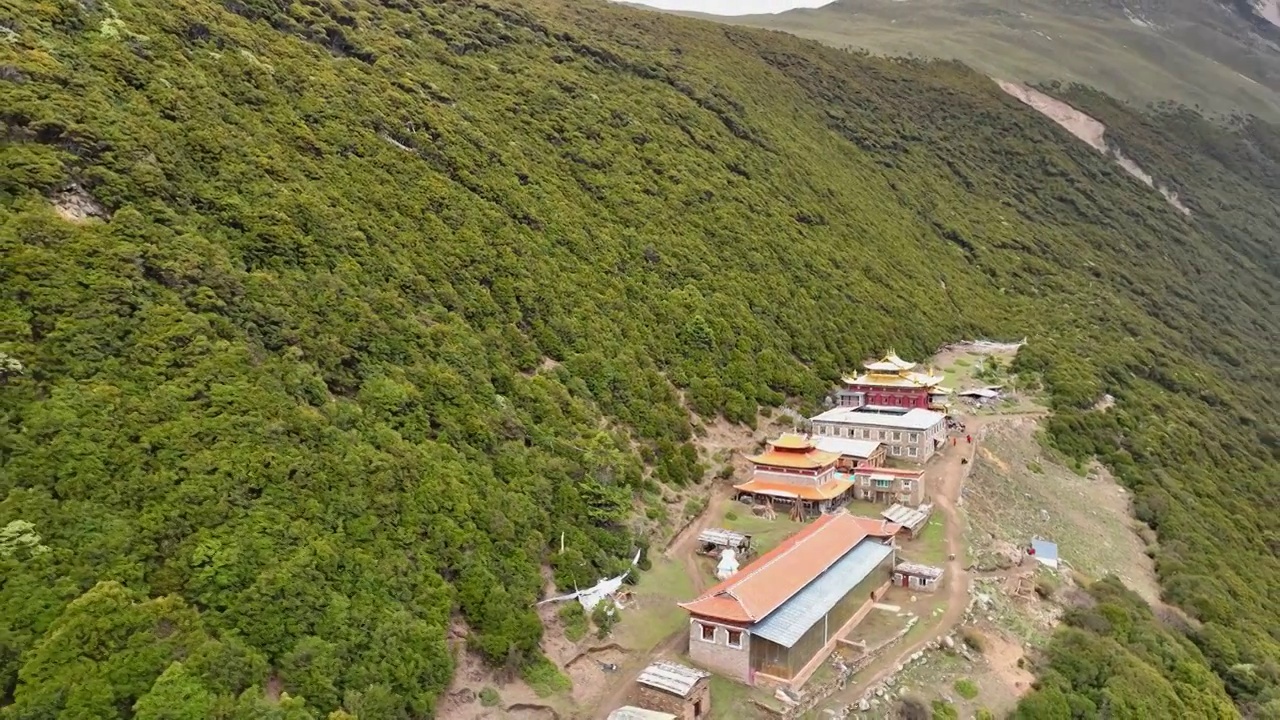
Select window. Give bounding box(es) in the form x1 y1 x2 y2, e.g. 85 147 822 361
908 447 918 458
891 431 901 442
875 478 892 489
862 477 871 487
700 623 716 642
878 430 886 440
892 446 902 456
902 480 914 490
727 629 743 648
909 432 919 443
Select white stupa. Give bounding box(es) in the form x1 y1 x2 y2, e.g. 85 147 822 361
716 549 740 580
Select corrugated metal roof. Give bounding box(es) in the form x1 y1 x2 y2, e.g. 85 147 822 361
697 528 750 548
635 661 709 697
895 562 944 579
749 539 894 648
813 437 882 458
882 504 930 530
608 707 678 720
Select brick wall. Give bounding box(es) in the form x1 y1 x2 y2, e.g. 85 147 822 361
687 619 751 683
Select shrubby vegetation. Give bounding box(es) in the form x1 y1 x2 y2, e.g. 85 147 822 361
0 0 1275 716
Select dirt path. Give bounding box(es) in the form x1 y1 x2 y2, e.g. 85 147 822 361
590 487 728 719
829 426 981 702
822 413 1031 709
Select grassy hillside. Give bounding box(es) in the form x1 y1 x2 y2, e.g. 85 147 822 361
0 0 1277 717
674 0 1280 121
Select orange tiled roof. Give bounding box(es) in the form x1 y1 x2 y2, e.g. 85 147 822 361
770 433 815 450
678 512 879 623
846 515 903 538
732 477 853 501
746 447 840 470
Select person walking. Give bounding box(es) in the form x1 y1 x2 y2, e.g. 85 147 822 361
966 434 972 444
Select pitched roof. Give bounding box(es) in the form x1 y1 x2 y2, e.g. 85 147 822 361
812 437 882 459
864 352 916 372
751 539 894 647
679 512 875 623
745 445 840 469
732 477 853 501
635 661 709 697
845 514 903 538
770 432 815 450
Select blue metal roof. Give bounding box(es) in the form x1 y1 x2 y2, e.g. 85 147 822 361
1031 538 1059 562
749 539 894 648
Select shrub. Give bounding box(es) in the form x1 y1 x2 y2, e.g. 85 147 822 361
725 511 738 521
521 657 571 698
558 603 588 642
592 599 619 638
897 696 931 720
960 627 987 653
683 497 707 519
1027 460 1044 474
954 678 980 699
1034 575 1059 599
478 687 500 707
931 699 959 719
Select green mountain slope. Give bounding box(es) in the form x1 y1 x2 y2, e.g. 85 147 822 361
672 0 1280 121
0 0 1277 717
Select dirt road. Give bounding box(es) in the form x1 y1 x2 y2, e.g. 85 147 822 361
822 413 1035 708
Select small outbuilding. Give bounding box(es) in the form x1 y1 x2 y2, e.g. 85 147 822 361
628 661 711 720
696 528 753 559
892 562 945 592
881 503 932 539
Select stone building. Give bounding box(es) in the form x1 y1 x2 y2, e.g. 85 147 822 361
625 661 711 720
679 512 896 689
809 406 948 462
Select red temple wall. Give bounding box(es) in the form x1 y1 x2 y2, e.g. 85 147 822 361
849 385 930 408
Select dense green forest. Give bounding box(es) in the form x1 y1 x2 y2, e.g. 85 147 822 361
0 0 1276 717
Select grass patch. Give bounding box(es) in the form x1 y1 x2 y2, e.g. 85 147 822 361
522 656 571 698
617 556 696 651
478 686 501 707
720 508 804 555
903 515 949 565
847 607 910 648
708 675 781 720
954 678 980 699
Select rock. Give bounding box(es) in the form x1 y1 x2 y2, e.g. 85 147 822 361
451 688 476 704
875 686 885 697
858 699 870 711
871 698 880 708
944 635 956 649
910 595 917 603
822 709 836 717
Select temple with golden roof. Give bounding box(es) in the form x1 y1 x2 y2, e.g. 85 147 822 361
733 434 853 512
836 351 952 412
